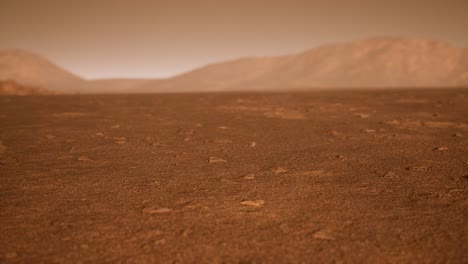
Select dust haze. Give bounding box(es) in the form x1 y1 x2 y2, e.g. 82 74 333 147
0 1 467 263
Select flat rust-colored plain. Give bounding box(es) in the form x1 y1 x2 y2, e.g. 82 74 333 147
0 89 467 262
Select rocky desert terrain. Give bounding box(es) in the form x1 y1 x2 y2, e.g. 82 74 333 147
0 89 467 262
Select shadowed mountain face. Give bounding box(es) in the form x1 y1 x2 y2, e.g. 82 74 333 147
1 37 467 94
0 50 85 92
138 37 468 92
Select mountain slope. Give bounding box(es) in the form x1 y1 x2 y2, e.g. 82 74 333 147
0 50 85 92
138 37 468 92
0 80 53 95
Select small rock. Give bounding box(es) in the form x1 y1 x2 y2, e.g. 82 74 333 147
142 207 173 214
96 132 104 137
336 155 345 158
362 129 376 133
217 126 229 130
5 252 17 259
250 141 257 148
209 157 227 164
111 125 120 129
386 120 401 125
312 229 335 240
328 130 340 136
462 175 468 180
272 167 288 174
354 113 369 119
181 228 192 237
80 244 89 249
453 133 462 137
241 200 264 207
244 174 256 180
112 137 126 144
433 146 449 151
183 137 191 142
384 171 398 178
214 139 233 144
77 156 91 162
279 223 290 234
154 239 166 245
406 166 428 172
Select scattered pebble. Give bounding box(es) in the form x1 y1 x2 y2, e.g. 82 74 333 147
142 207 173 214
386 120 401 125
433 146 449 151
405 166 428 172
154 239 166 245
279 223 290 234
112 137 126 144
264 109 306 120
209 157 227 164
214 139 233 144
241 200 264 207
77 156 91 162
243 174 256 180
312 229 336 240
181 228 192 237
354 113 369 119
384 171 398 178
272 167 288 174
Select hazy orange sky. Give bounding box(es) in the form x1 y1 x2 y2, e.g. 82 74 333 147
1 0 467 79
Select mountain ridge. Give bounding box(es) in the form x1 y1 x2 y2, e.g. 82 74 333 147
137 37 468 92
1 37 467 94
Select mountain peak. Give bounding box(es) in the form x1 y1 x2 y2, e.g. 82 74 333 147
0 49 84 92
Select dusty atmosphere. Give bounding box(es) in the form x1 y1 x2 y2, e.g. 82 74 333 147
0 89 467 262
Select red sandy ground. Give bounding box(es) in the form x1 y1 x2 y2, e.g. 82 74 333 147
0 89 467 263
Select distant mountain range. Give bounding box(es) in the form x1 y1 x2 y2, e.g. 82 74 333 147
1 37 467 94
